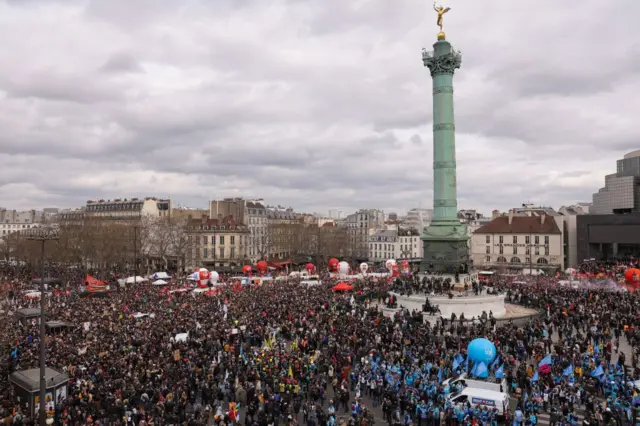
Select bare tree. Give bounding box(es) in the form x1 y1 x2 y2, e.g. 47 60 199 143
266 221 306 259
167 217 192 273
141 217 173 271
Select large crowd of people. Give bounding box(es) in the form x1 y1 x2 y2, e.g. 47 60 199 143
0 260 639 425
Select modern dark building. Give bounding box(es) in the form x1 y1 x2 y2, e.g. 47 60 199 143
577 151 640 261
576 213 640 261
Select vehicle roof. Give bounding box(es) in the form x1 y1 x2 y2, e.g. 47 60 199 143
457 388 508 400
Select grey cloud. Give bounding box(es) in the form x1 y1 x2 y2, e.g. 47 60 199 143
0 0 637 214
410 134 423 146
100 52 145 74
560 171 591 179
1 71 123 104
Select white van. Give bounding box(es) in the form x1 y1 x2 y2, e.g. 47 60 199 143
447 388 509 416
442 373 508 393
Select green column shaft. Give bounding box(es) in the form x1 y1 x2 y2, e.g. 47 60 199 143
432 73 457 220
420 37 469 274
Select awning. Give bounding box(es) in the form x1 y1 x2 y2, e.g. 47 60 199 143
332 282 353 291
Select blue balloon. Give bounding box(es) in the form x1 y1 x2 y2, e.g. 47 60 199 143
467 338 497 364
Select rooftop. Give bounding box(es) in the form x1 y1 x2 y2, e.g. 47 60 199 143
474 214 561 234
10 368 69 392
187 215 244 229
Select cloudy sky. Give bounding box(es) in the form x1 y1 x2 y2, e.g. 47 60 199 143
0 0 638 216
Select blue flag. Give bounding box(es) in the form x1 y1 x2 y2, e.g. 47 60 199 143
531 371 539 382
591 365 604 377
437 367 443 383
495 364 504 379
453 354 464 371
474 362 489 378
563 364 573 376
538 354 552 367
491 356 500 369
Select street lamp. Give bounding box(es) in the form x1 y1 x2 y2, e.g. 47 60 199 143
25 226 59 426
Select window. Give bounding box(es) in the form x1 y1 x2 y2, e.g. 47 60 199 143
499 236 503 244
499 246 503 254
203 236 208 244
534 236 539 244
204 248 208 258
231 236 235 245
513 236 517 244
544 246 549 256
526 257 530 264
535 247 539 255
526 247 530 255
513 245 518 255
485 235 490 244
544 235 549 245
485 246 490 254
220 248 225 258
230 247 236 258
485 256 491 262
220 236 225 245
196 236 200 244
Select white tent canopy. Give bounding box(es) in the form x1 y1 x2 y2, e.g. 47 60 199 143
174 332 188 343
125 276 148 284
152 279 168 286
151 272 170 280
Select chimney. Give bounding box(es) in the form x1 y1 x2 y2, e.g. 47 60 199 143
508 209 514 225
492 209 500 219
540 214 546 225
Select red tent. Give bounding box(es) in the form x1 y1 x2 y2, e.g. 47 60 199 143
86 275 105 287
332 282 353 291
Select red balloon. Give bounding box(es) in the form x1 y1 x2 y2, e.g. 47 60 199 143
256 260 268 275
305 263 315 272
242 265 252 274
328 258 339 272
198 269 210 281
392 266 399 277
625 268 640 285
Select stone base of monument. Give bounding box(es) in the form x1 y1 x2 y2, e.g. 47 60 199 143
382 306 399 318
389 291 507 320
416 272 478 288
379 302 538 325
423 313 440 325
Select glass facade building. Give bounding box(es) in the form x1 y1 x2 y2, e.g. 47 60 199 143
592 150 640 214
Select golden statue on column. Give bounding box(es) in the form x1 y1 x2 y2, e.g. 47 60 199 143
433 2 451 40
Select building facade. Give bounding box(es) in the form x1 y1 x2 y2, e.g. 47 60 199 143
592 150 640 214
558 204 592 267
246 201 268 261
266 207 299 259
345 209 385 260
186 216 249 270
471 214 563 271
402 208 432 231
576 213 640 261
369 229 422 262
210 198 268 262
85 197 171 220
0 209 44 236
